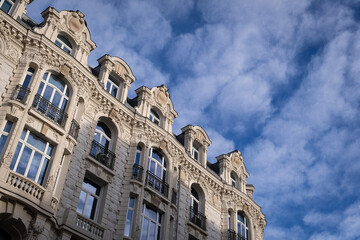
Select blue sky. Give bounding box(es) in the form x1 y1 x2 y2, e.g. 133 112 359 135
27 0 360 239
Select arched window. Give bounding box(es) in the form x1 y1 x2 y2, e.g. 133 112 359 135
146 148 168 196
147 148 166 180
90 121 116 169
16 67 35 102
33 72 69 125
228 211 231 229
231 172 237 187
0 0 14 14
135 146 142 165
189 184 206 230
94 121 111 150
237 212 249 240
190 188 200 213
55 35 73 54
149 109 160 126
132 145 143 181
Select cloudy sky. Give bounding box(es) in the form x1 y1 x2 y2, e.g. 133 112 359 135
27 0 360 239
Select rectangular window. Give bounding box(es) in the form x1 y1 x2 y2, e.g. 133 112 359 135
140 204 162 240
76 178 101 220
10 129 53 185
0 120 13 156
124 197 135 237
105 76 119 98
192 143 199 161
0 0 14 14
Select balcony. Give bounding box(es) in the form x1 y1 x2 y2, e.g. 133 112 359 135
12 84 31 103
69 119 80 139
189 207 206 231
145 170 169 198
75 214 105 239
32 94 68 127
132 164 143 182
227 229 247 240
89 140 115 170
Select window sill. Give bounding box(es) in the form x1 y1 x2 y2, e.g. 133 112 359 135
86 156 115 177
187 221 208 236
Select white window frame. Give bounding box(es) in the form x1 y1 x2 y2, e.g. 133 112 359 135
231 172 237 187
0 0 14 14
140 204 162 240
105 76 120 98
10 129 53 185
38 72 69 111
135 146 142 165
94 123 111 148
237 212 249 240
190 188 200 212
124 197 135 237
55 35 73 54
147 148 166 180
149 110 160 126
0 120 13 156
76 178 101 220
191 143 199 161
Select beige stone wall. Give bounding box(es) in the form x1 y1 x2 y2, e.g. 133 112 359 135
0 3 265 240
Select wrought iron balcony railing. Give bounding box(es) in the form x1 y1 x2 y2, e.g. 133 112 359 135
89 140 116 170
69 119 80 139
145 170 169 198
171 188 177 205
189 206 206 230
132 164 143 182
12 84 31 103
227 229 247 240
32 94 68 126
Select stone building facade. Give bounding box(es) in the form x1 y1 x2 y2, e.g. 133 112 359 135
0 1 266 240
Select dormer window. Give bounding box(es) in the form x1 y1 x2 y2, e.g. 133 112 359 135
55 35 73 54
0 0 14 14
192 143 199 161
149 109 160 126
231 172 237 187
105 75 119 98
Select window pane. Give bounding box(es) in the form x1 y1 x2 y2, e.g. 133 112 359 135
145 206 157 221
27 152 42 181
129 198 135 208
23 74 32 88
37 82 44 95
111 86 117 97
55 40 62 48
4 121 13 133
149 222 156 240
42 85 53 101
83 180 100 195
141 218 149 240
1 1 12 13
0 136 7 155
49 75 65 92
84 195 95 218
10 142 22 170
47 145 53 156
16 147 32 175
37 157 49 185
52 92 61 108
27 133 46 152
135 152 141 165
76 191 87 214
